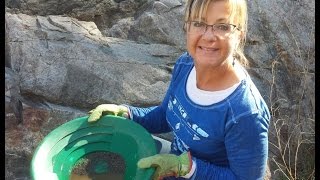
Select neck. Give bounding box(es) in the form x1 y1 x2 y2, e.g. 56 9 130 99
194 59 241 91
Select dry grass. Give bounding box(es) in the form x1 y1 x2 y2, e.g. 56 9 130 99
267 48 314 180
261 1 315 178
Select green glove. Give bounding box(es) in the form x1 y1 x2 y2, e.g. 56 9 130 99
87 104 129 122
137 152 192 180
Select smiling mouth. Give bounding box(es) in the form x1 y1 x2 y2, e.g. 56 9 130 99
199 46 219 51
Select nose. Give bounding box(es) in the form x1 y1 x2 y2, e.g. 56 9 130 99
202 26 217 41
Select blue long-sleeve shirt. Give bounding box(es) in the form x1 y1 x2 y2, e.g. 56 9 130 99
127 52 271 180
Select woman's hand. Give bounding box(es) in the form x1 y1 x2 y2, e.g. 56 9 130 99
87 104 129 122
137 152 192 180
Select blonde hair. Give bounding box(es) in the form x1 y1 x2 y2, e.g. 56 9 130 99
184 0 249 66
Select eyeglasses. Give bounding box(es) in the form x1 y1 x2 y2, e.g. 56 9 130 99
185 21 239 36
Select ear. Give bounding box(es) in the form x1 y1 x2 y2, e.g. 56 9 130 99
239 30 245 41
233 30 244 47
183 23 187 32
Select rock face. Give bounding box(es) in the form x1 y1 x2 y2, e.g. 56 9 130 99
6 13 180 108
5 0 314 179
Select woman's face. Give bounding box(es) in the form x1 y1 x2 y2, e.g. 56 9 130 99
186 1 241 68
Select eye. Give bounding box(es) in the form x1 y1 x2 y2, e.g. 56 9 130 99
192 22 206 28
216 24 230 31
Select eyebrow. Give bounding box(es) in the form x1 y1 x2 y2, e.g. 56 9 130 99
215 18 228 23
194 17 228 23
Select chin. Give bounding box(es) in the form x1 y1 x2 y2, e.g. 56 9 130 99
194 55 223 66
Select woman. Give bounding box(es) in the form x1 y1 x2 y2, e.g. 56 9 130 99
88 0 270 179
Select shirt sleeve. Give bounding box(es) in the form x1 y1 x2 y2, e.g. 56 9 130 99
192 112 269 180
127 105 171 134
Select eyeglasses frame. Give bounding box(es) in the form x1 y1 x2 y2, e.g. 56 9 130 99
184 21 240 35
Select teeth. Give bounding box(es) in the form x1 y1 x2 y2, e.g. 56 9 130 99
201 47 217 51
